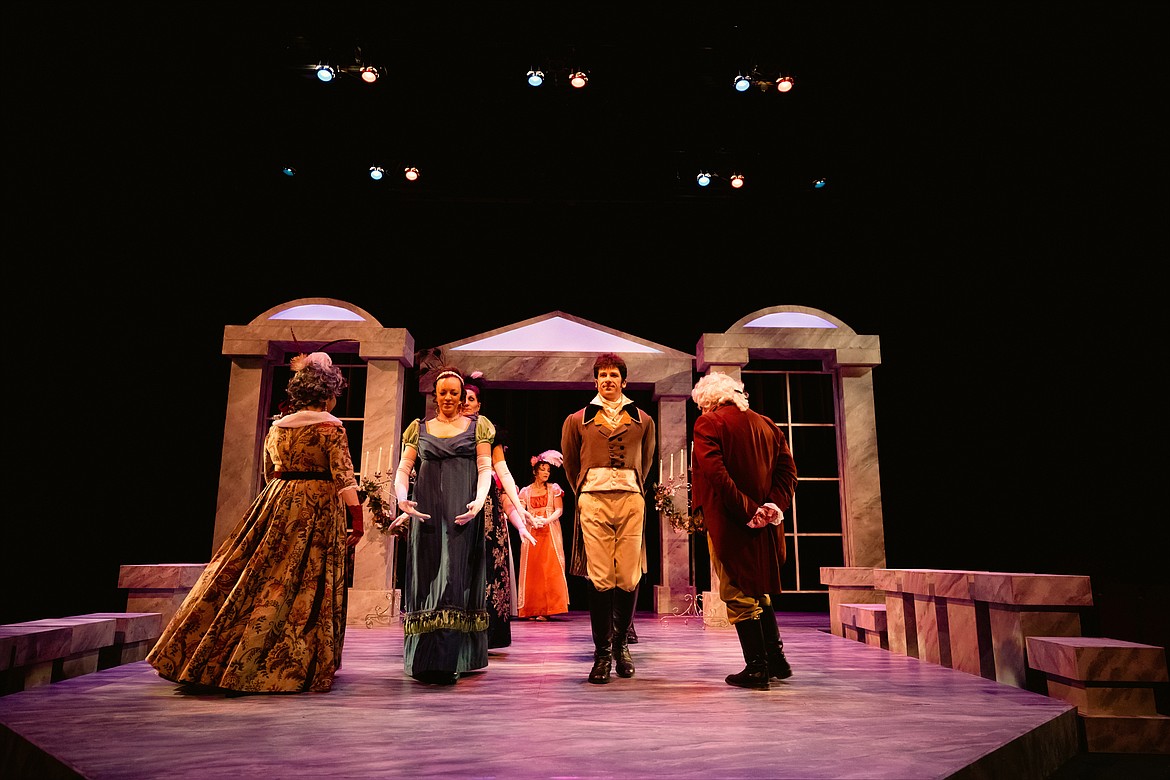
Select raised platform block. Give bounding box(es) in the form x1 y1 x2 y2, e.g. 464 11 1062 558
873 568 916 658
118 563 207 629
1026 635 1170 754
0 617 116 694
76 612 164 668
839 603 888 649
820 566 883 638
970 572 1094 691
876 569 1094 691
0 623 72 693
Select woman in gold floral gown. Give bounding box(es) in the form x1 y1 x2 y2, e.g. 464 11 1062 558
147 352 364 693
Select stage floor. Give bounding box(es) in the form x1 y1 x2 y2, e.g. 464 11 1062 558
0 611 1094 779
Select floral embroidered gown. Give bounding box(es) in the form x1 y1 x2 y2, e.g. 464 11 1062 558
146 412 357 693
484 474 518 649
517 483 570 619
401 415 491 678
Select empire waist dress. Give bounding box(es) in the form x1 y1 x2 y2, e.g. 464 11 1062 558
401 416 491 678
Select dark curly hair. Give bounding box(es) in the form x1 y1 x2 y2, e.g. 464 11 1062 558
593 352 627 380
285 363 346 411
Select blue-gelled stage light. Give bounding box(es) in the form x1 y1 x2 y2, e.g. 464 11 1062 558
316 65 337 83
527 69 545 87
733 74 752 92
696 172 712 187
813 178 826 189
282 166 296 177
369 166 385 181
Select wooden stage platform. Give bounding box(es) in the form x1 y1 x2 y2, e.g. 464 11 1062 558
0 611 1147 779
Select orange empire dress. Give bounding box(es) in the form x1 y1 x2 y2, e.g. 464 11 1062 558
517 483 570 618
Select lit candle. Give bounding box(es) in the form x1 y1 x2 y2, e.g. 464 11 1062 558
669 453 674 480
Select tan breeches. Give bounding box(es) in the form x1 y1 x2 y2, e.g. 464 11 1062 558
577 491 645 592
708 535 771 624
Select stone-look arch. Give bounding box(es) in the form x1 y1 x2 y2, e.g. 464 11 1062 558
696 304 885 568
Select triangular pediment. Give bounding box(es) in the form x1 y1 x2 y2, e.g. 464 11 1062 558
448 312 678 354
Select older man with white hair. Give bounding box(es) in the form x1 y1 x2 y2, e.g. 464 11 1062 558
690 371 798 690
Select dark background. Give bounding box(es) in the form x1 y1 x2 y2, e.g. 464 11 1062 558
6 6 1165 652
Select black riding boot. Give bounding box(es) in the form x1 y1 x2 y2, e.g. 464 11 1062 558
726 618 771 690
611 587 637 678
619 583 640 644
588 586 615 684
760 602 793 680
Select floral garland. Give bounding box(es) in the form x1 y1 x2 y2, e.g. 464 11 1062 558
359 474 406 536
653 481 704 534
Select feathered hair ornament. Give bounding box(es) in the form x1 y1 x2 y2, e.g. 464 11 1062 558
290 351 334 373
531 449 563 467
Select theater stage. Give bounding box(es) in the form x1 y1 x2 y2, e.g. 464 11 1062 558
1 612 1088 779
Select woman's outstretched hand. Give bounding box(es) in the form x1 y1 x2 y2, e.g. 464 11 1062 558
397 498 431 522
455 499 485 525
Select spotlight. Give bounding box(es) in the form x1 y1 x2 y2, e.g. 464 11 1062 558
315 64 337 83
569 71 588 88
281 166 296 177
359 66 380 83
775 75 795 92
527 69 545 87
733 74 752 92
696 172 712 187
404 166 420 182
369 166 385 181
729 174 745 189
813 178 826 189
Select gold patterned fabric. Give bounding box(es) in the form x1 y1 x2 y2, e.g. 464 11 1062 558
146 421 356 693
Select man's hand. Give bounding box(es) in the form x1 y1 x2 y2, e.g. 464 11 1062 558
747 502 782 529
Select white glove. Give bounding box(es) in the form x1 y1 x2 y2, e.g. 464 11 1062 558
747 502 783 529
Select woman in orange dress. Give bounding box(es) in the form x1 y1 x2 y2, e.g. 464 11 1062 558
517 451 570 620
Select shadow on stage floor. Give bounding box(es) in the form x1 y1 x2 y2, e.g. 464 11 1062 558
3 611 1160 779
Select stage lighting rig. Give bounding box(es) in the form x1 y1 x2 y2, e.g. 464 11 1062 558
732 68 795 93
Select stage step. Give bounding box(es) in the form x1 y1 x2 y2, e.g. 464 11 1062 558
839 602 889 649
1026 635 1170 754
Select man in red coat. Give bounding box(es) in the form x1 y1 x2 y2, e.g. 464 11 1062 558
690 371 798 690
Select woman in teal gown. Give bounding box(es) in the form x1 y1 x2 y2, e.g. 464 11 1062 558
394 369 494 685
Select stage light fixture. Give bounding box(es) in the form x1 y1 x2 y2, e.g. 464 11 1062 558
813 178 826 189
730 174 745 189
569 71 588 88
775 75 795 92
527 69 545 87
315 64 337 83
404 167 420 182
369 166 385 181
696 172 712 187
359 66 380 83
733 74 752 92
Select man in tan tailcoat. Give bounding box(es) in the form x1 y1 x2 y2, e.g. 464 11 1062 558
561 353 655 685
